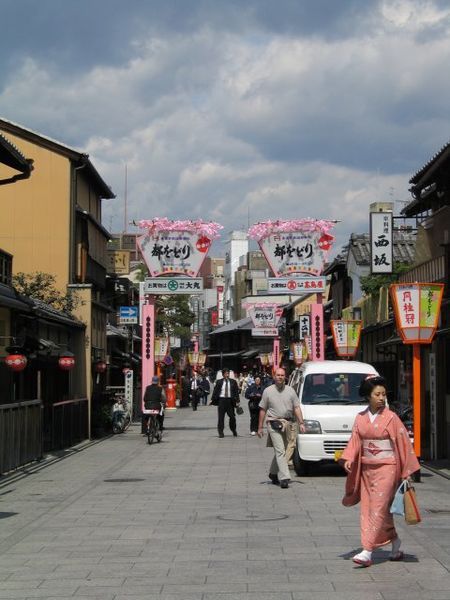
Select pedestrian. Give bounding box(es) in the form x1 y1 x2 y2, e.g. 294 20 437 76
180 375 190 407
257 368 306 488
211 367 241 437
245 375 264 435
340 375 420 567
198 373 211 406
190 372 202 411
143 375 166 431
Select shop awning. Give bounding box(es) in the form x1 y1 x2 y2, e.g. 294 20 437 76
240 350 259 359
207 351 245 358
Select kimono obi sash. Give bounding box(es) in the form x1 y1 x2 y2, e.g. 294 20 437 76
362 439 394 460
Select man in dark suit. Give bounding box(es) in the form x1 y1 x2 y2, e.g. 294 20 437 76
211 368 241 438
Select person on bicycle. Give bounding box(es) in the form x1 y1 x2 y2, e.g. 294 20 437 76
143 376 166 431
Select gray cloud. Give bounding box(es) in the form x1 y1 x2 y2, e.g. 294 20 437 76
1 0 449 258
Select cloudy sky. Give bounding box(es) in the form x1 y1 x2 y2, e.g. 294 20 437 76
1 0 449 256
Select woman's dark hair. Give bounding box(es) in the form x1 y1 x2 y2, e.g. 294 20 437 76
358 375 387 399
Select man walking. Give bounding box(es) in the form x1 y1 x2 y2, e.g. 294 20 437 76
211 368 240 438
190 372 201 411
257 368 305 488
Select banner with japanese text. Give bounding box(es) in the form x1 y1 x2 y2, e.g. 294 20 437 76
330 320 362 357
370 212 393 274
390 283 444 343
248 219 335 277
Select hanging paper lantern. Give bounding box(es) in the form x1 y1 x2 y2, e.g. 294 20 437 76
5 354 27 372
196 236 211 253
59 355 75 371
94 361 107 373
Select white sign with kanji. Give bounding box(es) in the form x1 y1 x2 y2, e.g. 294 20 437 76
259 231 334 277
370 212 393 274
137 230 212 277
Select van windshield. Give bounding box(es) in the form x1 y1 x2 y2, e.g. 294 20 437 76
302 373 371 405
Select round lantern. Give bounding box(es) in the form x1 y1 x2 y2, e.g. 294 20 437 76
59 355 75 371
94 360 107 373
5 353 27 372
195 235 211 253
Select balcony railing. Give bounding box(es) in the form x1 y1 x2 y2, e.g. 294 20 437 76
43 398 89 452
0 399 42 475
399 255 445 284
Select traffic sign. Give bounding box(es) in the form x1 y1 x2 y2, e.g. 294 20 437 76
119 306 138 324
252 327 279 337
141 278 204 295
267 276 327 294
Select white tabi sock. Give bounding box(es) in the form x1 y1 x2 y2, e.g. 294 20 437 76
353 549 372 562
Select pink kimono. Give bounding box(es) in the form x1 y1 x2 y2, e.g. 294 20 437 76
341 408 420 551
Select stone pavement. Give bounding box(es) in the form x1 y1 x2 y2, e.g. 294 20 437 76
0 404 450 600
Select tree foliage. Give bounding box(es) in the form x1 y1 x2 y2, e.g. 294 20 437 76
133 262 195 339
156 295 195 340
12 272 82 315
359 263 411 297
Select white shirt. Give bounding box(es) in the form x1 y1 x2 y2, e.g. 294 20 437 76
220 379 232 398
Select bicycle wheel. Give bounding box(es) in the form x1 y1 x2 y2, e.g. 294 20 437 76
147 417 156 444
112 417 124 434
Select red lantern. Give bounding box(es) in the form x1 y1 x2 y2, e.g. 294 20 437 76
196 235 211 253
59 355 75 371
5 354 27 372
95 361 107 373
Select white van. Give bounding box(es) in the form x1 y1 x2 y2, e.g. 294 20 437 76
288 360 379 475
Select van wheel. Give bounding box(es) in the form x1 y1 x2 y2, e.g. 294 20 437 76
293 448 311 476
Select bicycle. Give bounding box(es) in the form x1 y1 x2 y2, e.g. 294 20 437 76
145 408 163 444
112 396 131 434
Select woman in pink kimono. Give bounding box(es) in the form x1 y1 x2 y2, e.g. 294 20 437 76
341 375 420 567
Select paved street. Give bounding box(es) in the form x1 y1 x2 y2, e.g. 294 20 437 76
1 405 450 600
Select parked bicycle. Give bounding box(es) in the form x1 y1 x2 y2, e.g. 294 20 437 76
111 395 131 434
145 407 163 444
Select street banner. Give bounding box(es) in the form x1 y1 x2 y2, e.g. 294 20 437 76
141 277 203 294
124 369 133 406
299 314 311 339
216 285 224 325
267 276 327 294
330 320 362 357
137 218 222 277
107 250 130 275
292 342 306 365
310 303 324 361
390 283 444 343
304 335 312 360
154 337 169 361
141 302 155 409
246 303 283 328
188 351 199 365
259 353 269 366
370 212 393 274
248 219 335 277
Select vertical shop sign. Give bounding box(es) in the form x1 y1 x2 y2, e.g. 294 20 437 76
370 212 393 274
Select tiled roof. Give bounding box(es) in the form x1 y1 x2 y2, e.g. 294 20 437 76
0 118 115 198
409 140 450 185
0 132 33 183
348 232 416 266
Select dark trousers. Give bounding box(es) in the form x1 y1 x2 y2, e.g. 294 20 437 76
191 392 199 410
249 408 259 433
217 398 236 434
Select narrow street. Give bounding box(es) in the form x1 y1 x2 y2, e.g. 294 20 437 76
1 405 449 600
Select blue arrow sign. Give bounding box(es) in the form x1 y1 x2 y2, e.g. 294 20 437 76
119 306 138 323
